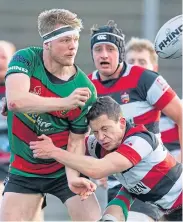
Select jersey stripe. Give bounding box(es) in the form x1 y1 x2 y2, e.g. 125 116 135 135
136 163 182 203
119 147 168 188
171 192 182 209
160 116 177 132
141 153 177 189
7 47 96 178
89 66 144 94
161 127 179 143
13 115 69 148
30 77 82 119
116 195 131 210
153 88 176 110
46 131 69 148
160 116 179 144
86 124 182 211
121 135 153 159
116 144 141 165
133 109 160 125
13 115 37 145
30 76 60 97
89 64 176 135
120 101 154 121
12 154 64 175
155 172 182 209
146 76 169 105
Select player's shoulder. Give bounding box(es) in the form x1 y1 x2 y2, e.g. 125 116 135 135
143 69 159 77
15 46 42 55
131 64 159 78
12 46 43 61
136 68 160 88
7 47 43 77
123 124 158 148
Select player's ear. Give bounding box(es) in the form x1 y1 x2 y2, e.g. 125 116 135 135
43 42 50 50
119 117 126 129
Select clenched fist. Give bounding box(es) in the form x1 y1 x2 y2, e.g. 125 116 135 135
64 87 91 109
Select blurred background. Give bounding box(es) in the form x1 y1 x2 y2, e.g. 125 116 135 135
0 0 182 220
0 0 182 96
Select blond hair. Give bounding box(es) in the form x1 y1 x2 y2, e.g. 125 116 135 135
126 37 158 65
38 9 83 37
0 40 16 62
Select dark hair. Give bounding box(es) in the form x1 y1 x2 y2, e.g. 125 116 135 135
87 96 122 123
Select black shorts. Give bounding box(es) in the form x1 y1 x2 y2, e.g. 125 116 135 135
108 184 162 221
3 173 76 206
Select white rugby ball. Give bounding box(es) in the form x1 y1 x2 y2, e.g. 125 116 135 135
154 14 182 59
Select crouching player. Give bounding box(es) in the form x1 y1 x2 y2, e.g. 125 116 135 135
30 96 182 221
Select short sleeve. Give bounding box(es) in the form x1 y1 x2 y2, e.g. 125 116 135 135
137 70 176 110
6 48 35 78
116 133 154 165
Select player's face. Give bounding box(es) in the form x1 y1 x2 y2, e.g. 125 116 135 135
90 114 125 151
93 43 119 76
49 34 79 66
0 47 8 81
126 49 155 71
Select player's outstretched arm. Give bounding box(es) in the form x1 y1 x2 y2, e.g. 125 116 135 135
30 134 133 179
6 74 91 113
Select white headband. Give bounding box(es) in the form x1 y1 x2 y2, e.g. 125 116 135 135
42 25 80 43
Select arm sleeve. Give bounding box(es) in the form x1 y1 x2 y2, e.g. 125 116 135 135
6 48 35 78
137 69 176 110
69 107 89 134
116 133 154 165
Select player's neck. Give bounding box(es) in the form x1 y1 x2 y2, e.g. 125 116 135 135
43 53 76 81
